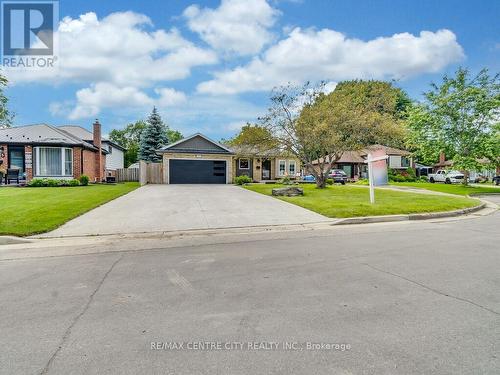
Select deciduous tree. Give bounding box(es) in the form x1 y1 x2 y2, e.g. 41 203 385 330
406 68 500 185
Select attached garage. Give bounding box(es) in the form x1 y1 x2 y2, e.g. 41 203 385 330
158 133 234 184
169 159 227 184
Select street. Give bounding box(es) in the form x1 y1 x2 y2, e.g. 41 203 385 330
0 209 499 375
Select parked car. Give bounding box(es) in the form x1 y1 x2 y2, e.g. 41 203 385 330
428 170 465 184
493 175 500 186
328 169 347 184
302 174 316 182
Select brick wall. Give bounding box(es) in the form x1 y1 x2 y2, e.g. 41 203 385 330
73 147 82 179
24 145 33 180
82 149 97 181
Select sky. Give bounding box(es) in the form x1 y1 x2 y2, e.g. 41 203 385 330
4 0 500 139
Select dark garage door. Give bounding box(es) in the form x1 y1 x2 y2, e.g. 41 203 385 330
169 159 226 184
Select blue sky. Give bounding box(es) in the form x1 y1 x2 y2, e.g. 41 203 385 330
5 0 500 139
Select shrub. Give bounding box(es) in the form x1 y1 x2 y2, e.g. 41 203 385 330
234 175 252 185
326 178 333 185
392 174 407 182
79 174 90 186
27 178 45 187
58 179 69 187
68 179 81 186
280 175 292 185
45 179 59 187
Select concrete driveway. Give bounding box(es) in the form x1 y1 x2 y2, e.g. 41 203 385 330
46 184 328 237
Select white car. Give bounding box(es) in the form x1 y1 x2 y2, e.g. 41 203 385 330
428 170 465 184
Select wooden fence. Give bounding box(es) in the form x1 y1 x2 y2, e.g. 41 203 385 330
116 167 139 182
139 161 164 185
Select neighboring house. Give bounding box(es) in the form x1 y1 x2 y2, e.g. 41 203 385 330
157 133 301 184
59 125 125 177
312 144 413 180
0 120 120 183
433 152 499 181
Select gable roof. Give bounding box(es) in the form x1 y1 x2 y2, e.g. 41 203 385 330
58 125 93 140
59 125 126 151
0 124 97 149
158 133 233 154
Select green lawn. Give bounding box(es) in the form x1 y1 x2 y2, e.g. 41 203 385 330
244 183 479 218
390 182 500 196
0 182 139 236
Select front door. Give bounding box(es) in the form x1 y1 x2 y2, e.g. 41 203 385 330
262 159 271 180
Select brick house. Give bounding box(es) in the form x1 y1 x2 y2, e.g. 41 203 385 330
0 120 123 184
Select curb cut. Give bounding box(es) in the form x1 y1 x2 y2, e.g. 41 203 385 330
332 202 488 225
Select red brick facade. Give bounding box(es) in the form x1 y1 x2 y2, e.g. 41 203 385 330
24 145 33 180
73 147 82 180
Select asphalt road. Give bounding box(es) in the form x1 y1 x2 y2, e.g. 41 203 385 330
0 211 499 374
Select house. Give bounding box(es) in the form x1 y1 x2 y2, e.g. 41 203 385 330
311 144 413 180
157 133 301 184
59 125 125 178
0 120 123 183
433 152 499 181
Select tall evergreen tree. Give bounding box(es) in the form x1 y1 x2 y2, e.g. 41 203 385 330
138 107 169 162
0 74 13 129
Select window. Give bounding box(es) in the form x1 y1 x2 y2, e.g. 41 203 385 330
65 148 73 175
401 156 410 168
108 145 112 154
278 160 286 176
288 160 296 175
239 158 249 169
36 147 73 176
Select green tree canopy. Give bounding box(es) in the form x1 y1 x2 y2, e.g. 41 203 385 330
110 112 184 167
406 67 500 184
0 74 13 129
260 81 407 187
225 123 279 154
139 108 169 162
109 121 146 167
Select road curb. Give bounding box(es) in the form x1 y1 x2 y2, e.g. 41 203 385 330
332 202 488 225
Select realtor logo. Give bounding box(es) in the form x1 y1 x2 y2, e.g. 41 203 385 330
1 0 58 69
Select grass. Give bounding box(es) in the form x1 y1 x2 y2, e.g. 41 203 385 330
243 183 479 218
0 182 139 236
390 182 500 196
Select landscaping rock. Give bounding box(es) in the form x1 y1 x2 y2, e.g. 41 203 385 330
272 187 304 197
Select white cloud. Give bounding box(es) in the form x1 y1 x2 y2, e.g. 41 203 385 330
155 88 188 107
197 28 465 94
7 11 218 86
51 83 188 120
183 0 279 56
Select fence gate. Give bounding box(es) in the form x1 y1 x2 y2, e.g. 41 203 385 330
139 161 164 185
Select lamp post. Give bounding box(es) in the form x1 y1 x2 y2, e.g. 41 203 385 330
364 153 389 204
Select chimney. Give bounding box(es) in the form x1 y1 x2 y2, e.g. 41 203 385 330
439 152 446 165
93 119 103 182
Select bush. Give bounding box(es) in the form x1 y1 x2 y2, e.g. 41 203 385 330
391 174 407 182
79 174 90 186
326 178 333 185
27 178 45 187
234 175 252 185
27 178 81 187
45 179 59 187
279 175 292 185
